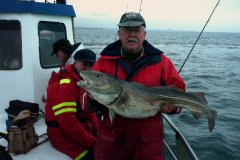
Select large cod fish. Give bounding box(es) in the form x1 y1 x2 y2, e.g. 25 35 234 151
77 70 217 132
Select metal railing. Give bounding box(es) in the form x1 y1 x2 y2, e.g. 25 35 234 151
163 114 199 160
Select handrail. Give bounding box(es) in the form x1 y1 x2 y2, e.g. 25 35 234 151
163 139 178 160
162 114 199 160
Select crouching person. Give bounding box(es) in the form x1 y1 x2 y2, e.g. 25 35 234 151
45 49 99 160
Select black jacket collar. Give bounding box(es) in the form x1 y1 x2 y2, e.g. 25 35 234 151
100 40 163 57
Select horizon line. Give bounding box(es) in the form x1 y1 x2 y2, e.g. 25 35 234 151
74 27 240 34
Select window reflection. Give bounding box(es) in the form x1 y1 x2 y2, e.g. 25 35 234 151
0 20 22 70
38 21 67 68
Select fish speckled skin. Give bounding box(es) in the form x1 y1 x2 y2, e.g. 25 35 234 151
77 70 217 132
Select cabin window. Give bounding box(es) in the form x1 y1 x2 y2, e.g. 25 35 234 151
0 20 22 70
38 21 67 68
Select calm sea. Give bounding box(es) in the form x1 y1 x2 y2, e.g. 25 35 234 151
75 28 240 160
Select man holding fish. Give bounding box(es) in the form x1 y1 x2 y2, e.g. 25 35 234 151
82 12 186 160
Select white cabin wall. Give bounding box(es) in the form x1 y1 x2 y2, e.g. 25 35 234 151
0 13 75 114
0 14 35 114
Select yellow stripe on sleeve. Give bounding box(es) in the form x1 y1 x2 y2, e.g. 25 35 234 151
52 102 76 110
59 79 71 84
74 149 89 160
54 108 77 116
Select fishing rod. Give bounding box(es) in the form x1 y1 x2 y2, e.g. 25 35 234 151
178 0 221 74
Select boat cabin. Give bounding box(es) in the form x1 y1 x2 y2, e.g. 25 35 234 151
0 0 76 114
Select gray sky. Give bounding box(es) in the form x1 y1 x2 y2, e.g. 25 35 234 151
51 0 240 32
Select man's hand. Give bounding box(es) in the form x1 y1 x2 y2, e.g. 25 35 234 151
41 93 47 103
160 105 179 114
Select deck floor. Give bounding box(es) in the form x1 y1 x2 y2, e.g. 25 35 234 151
0 114 71 160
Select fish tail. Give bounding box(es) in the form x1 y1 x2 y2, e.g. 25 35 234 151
208 109 217 132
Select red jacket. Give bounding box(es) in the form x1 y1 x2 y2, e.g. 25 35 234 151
45 65 99 159
92 40 185 160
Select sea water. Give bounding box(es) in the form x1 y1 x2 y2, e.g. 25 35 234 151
75 28 240 160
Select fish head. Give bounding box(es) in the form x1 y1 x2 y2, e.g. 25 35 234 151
77 70 122 105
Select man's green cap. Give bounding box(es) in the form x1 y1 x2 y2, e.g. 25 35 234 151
117 12 146 27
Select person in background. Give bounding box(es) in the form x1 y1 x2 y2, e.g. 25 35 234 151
50 39 84 68
89 12 186 160
42 39 83 102
45 49 99 160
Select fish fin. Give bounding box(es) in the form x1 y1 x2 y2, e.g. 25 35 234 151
189 109 203 119
109 109 115 124
208 109 217 132
189 92 208 105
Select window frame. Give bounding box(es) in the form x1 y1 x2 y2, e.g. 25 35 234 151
38 21 67 69
0 20 22 70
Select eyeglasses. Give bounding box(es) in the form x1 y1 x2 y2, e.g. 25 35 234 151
120 27 145 34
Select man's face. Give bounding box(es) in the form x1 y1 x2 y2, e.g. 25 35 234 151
56 50 68 63
74 61 94 73
118 26 146 54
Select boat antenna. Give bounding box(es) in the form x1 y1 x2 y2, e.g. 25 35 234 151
139 0 143 13
96 3 129 54
125 5 128 13
178 0 221 74
113 4 130 41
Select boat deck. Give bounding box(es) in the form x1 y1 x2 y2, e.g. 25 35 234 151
0 114 71 160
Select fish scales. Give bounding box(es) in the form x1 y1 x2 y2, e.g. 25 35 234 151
112 87 161 118
77 70 217 132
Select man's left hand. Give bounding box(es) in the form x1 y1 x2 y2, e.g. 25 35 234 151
160 105 179 114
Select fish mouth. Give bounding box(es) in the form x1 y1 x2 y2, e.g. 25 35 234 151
77 79 88 87
77 73 90 87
